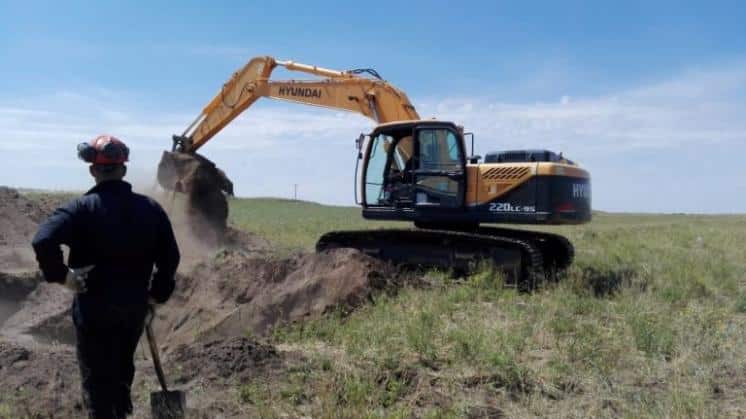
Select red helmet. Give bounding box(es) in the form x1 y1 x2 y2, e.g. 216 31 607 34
77 135 130 165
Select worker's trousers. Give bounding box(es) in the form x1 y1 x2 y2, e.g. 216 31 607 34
74 301 147 419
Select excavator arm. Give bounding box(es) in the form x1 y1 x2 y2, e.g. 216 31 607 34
173 56 419 152
157 56 420 234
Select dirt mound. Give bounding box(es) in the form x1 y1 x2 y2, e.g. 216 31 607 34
0 339 83 416
0 187 46 233
153 248 401 350
0 273 73 345
233 248 398 333
0 187 48 270
0 187 71 271
0 188 79 346
0 187 67 242
171 337 279 383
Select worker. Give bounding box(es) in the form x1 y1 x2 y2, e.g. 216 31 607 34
31 135 180 418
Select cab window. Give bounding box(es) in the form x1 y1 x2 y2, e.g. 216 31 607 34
364 133 392 205
418 129 462 171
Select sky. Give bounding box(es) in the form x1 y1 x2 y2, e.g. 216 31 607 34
1 0 745 213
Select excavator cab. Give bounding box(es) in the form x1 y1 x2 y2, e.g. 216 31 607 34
360 121 467 221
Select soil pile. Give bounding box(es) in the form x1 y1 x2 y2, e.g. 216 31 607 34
0 187 39 247
0 271 73 345
0 187 54 271
2 282 74 345
0 187 74 345
0 187 71 272
154 247 401 350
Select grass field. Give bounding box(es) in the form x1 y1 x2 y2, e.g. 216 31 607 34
229 198 398 251
230 198 746 418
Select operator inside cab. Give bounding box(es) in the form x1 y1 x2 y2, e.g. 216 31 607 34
382 135 415 204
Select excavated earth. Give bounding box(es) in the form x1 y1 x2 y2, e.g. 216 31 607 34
0 186 410 417
0 187 63 272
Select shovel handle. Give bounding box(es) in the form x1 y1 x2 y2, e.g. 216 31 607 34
145 310 169 392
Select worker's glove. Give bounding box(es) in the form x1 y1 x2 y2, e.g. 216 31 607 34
64 265 95 293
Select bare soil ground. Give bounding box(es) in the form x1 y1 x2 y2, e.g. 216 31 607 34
0 186 412 418
0 187 63 272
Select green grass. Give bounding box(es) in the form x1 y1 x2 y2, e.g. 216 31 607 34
0 403 13 419
229 198 398 251
226 198 746 418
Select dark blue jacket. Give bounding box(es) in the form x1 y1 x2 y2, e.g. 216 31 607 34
32 180 180 316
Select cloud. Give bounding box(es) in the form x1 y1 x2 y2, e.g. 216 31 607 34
417 65 746 155
0 91 370 150
1 63 745 212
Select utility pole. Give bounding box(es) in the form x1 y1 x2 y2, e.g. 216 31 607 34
293 184 298 201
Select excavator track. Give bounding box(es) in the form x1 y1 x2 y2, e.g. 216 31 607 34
476 227 574 279
315 229 544 291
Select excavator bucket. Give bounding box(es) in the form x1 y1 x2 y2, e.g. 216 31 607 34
157 151 233 195
157 151 234 238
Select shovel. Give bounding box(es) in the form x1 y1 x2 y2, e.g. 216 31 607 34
145 309 186 419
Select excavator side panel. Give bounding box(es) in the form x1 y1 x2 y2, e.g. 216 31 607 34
467 162 591 224
473 162 537 206
364 162 591 225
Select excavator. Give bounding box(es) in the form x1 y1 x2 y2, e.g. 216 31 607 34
157 56 592 289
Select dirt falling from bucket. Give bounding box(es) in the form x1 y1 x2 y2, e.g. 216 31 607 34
156 151 234 248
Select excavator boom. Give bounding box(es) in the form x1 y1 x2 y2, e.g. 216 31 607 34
173 56 419 153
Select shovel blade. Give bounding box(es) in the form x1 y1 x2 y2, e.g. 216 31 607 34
150 390 186 419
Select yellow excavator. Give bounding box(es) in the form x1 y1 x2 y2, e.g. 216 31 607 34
157 56 591 289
